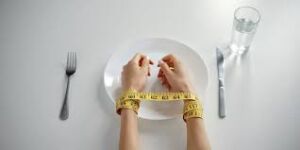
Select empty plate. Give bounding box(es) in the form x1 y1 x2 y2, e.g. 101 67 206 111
104 38 208 120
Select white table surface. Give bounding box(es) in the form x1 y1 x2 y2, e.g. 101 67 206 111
0 0 299 150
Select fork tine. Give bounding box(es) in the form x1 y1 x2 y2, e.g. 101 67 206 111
70 52 73 70
74 52 77 70
72 52 75 70
67 52 70 69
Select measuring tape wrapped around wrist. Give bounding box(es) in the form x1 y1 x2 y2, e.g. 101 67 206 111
115 88 203 120
183 100 203 121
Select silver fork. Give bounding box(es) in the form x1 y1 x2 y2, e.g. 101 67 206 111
60 52 77 120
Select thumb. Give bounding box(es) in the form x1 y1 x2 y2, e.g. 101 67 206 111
159 60 173 76
141 56 150 68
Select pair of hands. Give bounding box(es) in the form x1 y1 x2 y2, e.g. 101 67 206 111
121 53 195 94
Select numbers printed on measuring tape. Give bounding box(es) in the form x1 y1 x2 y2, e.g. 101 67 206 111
162 95 169 100
119 90 199 102
184 109 203 120
183 101 203 113
116 99 140 114
116 89 203 119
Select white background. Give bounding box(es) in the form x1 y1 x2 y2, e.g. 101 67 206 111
0 0 299 150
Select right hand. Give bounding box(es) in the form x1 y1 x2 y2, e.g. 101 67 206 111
157 54 195 93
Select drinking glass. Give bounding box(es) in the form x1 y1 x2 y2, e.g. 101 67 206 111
230 6 261 54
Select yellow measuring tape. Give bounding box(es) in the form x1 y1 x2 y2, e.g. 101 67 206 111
116 89 203 121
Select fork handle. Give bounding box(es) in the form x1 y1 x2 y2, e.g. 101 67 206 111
60 76 70 120
219 86 226 118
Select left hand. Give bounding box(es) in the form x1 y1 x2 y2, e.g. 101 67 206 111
121 53 153 92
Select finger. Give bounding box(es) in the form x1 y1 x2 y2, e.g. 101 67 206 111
159 78 164 84
158 76 164 84
161 77 171 89
167 84 171 90
132 53 146 64
162 54 177 63
162 81 171 90
157 69 163 77
140 56 152 76
141 56 150 68
162 80 167 85
162 76 169 84
159 60 173 76
160 77 168 85
158 69 167 79
162 54 180 68
158 73 168 84
157 61 173 67
158 75 166 81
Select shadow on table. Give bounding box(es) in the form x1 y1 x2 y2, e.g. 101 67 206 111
139 118 186 150
224 50 253 116
96 65 119 150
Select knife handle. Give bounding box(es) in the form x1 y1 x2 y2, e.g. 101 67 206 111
219 86 226 118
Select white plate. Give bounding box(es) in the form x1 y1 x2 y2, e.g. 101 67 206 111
104 38 208 120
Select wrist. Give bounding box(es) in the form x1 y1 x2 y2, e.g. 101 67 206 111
186 117 202 124
122 86 142 92
179 84 195 93
121 109 137 117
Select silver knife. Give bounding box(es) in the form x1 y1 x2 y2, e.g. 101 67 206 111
216 48 225 118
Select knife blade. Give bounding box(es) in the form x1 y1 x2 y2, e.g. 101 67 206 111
216 48 225 118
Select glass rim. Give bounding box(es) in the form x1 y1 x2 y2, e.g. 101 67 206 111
234 6 261 24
